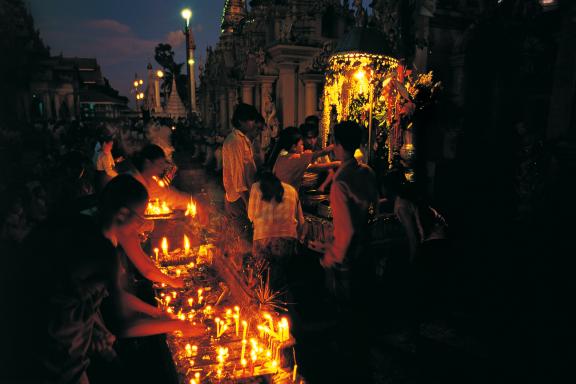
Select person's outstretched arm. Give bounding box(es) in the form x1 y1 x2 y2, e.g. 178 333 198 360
118 231 184 288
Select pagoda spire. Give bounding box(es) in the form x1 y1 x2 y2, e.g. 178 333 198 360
221 0 246 33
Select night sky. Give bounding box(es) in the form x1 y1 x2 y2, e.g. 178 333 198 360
28 0 222 105
29 1 372 107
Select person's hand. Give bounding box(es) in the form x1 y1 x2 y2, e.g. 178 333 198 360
169 277 185 289
178 322 205 338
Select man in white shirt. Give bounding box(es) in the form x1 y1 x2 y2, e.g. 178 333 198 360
222 103 259 232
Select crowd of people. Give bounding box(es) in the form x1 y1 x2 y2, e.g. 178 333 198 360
0 105 451 383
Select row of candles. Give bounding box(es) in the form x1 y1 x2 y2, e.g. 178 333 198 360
156 284 297 381
153 236 210 264
145 196 196 218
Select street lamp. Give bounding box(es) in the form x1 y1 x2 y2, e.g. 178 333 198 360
181 7 195 115
132 74 144 110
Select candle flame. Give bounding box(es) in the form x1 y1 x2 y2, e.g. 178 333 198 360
161 237 168 256
184 235 190 255
184 198 197 217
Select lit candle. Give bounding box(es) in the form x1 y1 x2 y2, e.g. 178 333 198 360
165 295 171 305
194 372 200 383
154 247 159 262
233 313 239 336
241 358 247 371
184 235 190 256
191 345 198 355
161 237 168 256
185 343 192 357
171 291 177 299
215 317 220 337
188 298 193 307
292 364 298 382
281 318 290 341
197 289 203 301
176 269 181 277
241 339 247 361
242 320 248 340
220 323 228 337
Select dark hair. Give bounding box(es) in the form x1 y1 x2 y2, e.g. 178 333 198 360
278 126 302 151
299 123 319 138
133 144 165 171
99 135 114 146
98 174 148 227
334 120 363 154
304 115 319 127
265 126 301 168
259 171 284 203
231 103 258 129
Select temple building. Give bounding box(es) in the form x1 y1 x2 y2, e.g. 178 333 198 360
199 0 355 132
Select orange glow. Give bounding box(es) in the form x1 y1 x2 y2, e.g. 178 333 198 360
184 198 197 217
184 235 190 255
161 237 169 256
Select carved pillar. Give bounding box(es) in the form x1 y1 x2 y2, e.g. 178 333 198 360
278 63 298 128
258 75 277 118
254 85 261 113
301 73 324 119
219 91 228 133
241 81 255 106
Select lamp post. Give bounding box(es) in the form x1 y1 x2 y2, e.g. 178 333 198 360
181 8 196 115
132 74 144 110
155 70 164 111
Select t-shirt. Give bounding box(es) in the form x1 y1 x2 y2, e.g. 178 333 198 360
273 151 314 191
247 182 304 241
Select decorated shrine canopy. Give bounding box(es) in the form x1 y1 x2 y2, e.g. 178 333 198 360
323 26 439 172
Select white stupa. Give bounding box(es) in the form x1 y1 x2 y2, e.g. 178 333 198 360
164 77 187 118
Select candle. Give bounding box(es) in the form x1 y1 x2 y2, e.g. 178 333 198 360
188 298 193 307
154 248 159 262
194 372 200 383
197 289 203 301
165 295 171 305
241 358 247 371
215 317 220 337
191 345 198 356
171 291 177 299
292 364 298 382
241 339 247 361
242 320 248 340
281 318 289 341
176 269 181 277
161 237 168 256
184 235 190 255
185 343 192 357
220 323 228 337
